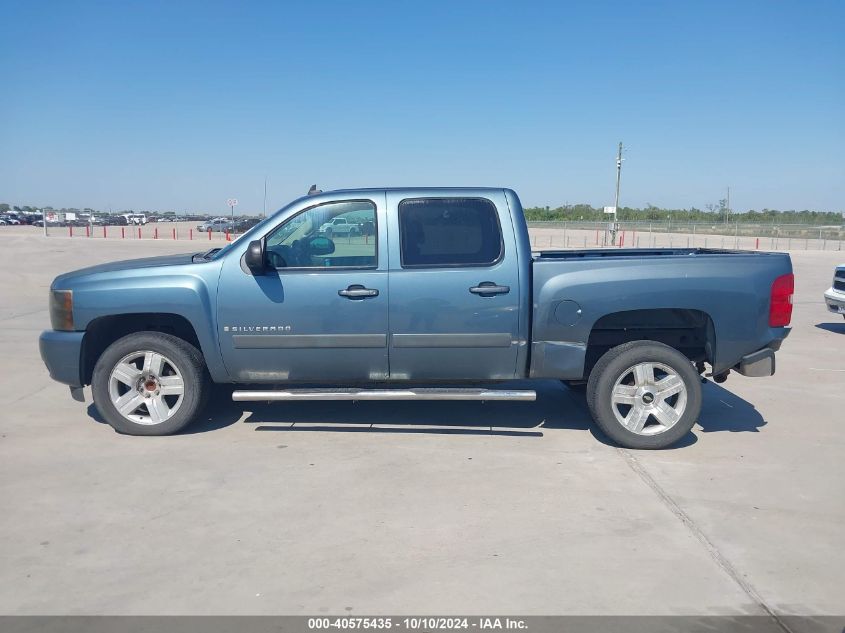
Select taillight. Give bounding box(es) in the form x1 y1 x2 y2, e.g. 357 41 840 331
769 273 794 327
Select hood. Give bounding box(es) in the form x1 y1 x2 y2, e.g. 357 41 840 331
52 253 200 288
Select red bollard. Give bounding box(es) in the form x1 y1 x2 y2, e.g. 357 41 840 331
138 227 141 239
154 227 158 240
69 225 73 237
172 228 176 240
756 237 760 250
619 231 625 247
225 230 231 242
189 229 193 241
103 226 107 238
121 227 125 239
208 228 212 240
85 225 90 238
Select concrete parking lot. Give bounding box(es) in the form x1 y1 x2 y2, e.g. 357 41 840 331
0 233 842 620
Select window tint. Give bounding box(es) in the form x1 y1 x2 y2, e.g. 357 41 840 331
399 198 503 267
264 200 377 269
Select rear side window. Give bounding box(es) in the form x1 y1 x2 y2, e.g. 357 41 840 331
399 198 503 268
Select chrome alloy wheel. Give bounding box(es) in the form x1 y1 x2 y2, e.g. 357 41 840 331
108 351 185 425
610 362 687 435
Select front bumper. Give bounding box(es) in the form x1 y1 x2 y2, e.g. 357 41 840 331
824 288 845 315
39 330 85 387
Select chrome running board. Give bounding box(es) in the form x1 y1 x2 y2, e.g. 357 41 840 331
231 388 536 402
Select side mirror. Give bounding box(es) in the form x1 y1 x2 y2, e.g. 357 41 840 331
309 236 335 256
245 239 265 275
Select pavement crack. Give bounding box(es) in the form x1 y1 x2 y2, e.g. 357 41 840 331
0 308 47 324
9 382 51 407
617 447 793 633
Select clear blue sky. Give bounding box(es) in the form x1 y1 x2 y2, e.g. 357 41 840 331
1 0 843 214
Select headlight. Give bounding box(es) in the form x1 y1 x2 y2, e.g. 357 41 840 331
49 289 74 331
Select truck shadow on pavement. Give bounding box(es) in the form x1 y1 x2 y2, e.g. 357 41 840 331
82 378 768 448
815 321 845 334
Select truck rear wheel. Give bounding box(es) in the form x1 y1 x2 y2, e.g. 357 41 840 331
586 341 701 449
91 332 209 436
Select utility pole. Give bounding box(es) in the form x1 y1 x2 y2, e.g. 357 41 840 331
612 142 623 245
263 176 268 218
725 186 731 224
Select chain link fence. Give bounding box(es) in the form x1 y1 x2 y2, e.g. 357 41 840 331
526 221 845 251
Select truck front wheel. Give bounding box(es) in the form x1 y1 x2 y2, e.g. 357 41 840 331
91 332 209 436
586 341 701 449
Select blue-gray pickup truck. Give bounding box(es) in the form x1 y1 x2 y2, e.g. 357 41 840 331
39 187 793 448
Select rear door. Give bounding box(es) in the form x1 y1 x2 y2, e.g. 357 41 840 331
386 191 521 380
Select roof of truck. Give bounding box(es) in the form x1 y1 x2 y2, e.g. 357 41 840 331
322 186 507 194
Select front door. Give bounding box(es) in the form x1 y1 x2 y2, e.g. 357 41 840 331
217 195 389 382
385 192 521 381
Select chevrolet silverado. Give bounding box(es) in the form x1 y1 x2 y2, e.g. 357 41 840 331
40 187 793 448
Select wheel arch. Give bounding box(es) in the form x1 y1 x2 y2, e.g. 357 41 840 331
584 308 715 378
81 313 203 385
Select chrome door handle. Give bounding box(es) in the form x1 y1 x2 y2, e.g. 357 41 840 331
469 282 510 297
339 284 379 299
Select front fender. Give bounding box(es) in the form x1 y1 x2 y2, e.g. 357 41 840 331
69 269 227 382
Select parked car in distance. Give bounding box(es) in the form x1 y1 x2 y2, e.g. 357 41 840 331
824 264 845 319
21 213 43 225
0 214 21 225
40 186 794 449
197 218 234 232
122 213 147 225
318 216 361 237
234 217 261 233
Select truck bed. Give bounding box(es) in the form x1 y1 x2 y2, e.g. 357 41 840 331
528 247 793 380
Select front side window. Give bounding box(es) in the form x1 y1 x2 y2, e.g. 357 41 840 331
264 200 377 269
399 197 503 268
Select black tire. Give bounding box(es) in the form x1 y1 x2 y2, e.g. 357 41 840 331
586 341 701 449
91 332 209 436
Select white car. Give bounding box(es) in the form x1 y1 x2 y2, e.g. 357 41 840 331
123 213 147 225
824 264 845 319
318 216 361 237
